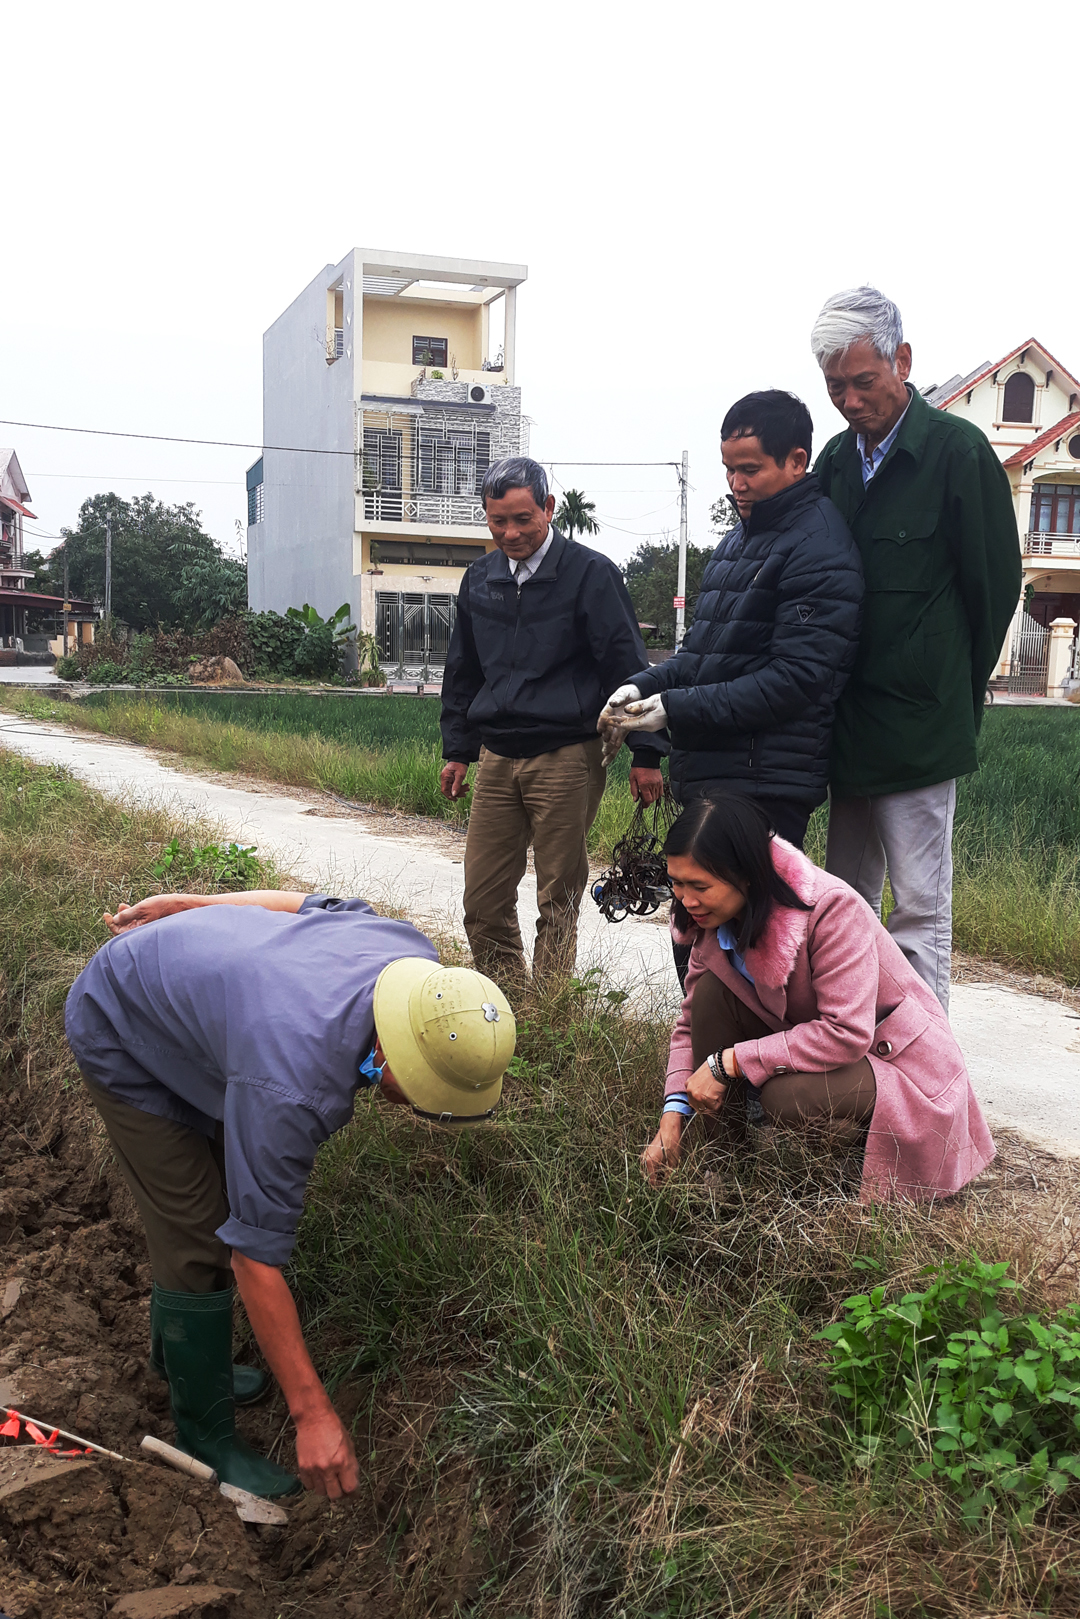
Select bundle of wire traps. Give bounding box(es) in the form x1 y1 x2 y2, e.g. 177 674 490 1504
591 787 680 922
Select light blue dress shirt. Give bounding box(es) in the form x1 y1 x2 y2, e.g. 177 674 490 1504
715 921 754 983
857 393 912 485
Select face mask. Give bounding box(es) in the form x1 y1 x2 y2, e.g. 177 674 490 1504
358 1043 384 1088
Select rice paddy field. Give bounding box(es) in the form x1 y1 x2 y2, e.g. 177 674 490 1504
3 687 1080 983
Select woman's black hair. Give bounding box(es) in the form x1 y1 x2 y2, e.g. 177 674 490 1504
662 792 813 951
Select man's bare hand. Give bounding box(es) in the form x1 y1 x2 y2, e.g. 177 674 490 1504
439 761 470 800
103 895 180 935
630 766 664 805
294 1407 360 1499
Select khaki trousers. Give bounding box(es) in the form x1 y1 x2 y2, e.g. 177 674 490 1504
83 1075 233 1293
463 739 607 985
690 972 876 1143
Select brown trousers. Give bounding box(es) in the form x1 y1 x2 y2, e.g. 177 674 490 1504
83 1075 233 1293
690 972 877 1139
463 739 607 986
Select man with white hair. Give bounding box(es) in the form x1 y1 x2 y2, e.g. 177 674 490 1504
810 286 1021 1011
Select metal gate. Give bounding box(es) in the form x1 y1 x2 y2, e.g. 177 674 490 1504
376 591 457 681
1007 610 1050 695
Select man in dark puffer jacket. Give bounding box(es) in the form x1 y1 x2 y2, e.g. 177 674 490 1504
600 391 863 849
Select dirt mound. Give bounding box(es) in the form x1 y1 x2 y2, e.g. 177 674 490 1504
0 1447 257 1617
0 1070 506 1616
188 657 245 686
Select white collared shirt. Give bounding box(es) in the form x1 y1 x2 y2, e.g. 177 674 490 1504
506 525 553 583
857 391 912 486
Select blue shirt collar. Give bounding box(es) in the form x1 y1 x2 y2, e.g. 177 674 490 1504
857 389 913 485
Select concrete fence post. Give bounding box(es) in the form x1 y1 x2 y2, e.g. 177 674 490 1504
1046 618 1077 699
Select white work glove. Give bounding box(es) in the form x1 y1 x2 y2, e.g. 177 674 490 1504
598 693 667 766
597 684 642 727
625 694 667 732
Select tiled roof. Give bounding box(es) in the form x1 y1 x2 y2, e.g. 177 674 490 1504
930 339 1080 411
922 364 989 408
1002 411 1080 469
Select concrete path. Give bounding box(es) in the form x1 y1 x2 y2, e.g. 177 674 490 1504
0 666 62 684
2 714 1078 1158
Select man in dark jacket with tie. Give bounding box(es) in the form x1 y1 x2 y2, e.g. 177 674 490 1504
441 457 667 987
600 391 863 851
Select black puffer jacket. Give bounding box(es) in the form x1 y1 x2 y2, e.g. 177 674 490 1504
442 528 668 764
632 475 862 805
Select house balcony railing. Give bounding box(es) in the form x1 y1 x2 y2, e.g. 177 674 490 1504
359 407 491 528
361 490 486 526
1024 532 1080 558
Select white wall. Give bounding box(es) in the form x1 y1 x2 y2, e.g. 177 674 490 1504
248 252 357 621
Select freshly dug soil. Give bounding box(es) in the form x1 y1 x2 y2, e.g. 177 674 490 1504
0 1072 512 1618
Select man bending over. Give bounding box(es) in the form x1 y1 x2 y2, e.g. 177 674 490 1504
66 887 515 1499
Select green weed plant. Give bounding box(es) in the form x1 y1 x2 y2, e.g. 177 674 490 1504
151 835 262 888
819 1254 1080 1523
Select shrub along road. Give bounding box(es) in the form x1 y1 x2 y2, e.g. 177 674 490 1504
2 712 1079 1163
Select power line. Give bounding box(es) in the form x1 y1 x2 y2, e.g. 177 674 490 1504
1 417 679 468
1 417 334 456
28 471 244 487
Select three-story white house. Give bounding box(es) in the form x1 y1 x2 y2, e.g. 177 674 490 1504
247 248 528 676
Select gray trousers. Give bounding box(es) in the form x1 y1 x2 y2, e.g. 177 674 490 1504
825 780 956 1013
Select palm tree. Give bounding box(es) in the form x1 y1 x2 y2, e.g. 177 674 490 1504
555 489 600 541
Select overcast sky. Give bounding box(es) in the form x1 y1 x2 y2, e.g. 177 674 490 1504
4 0 1075 571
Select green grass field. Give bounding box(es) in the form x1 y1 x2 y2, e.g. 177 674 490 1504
4 687 1080 982
4 747 1080 1615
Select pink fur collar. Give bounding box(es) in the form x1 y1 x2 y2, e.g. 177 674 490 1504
741 837 821 987
670 835 823 989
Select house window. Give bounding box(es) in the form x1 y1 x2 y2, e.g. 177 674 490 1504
412 336 448 367
416 426 490 497
326 287 344 363
362 428 404 520
1002 371 1035 423
1069 435 1080 460
246 458 264 526
372 541 485 567
1030 483 1080 535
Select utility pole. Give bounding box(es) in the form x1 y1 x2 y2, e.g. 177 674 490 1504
674 450 688 648
104 512 112 625
62 547 70 658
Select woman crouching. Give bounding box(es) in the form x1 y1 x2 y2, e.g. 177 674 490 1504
642 793 994 1201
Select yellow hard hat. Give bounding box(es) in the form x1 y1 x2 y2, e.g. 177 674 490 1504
372 958 515 1124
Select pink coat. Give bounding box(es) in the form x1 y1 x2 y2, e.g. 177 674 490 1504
666 838 994 1201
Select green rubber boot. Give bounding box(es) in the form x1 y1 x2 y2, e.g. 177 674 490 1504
154 1285 301 1499
148 1283 270 1406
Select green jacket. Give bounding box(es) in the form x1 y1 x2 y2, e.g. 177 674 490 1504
815 387 1021 797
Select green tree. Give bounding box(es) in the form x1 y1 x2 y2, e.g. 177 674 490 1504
555 488 600 540
19 549 54 594
708 493 740 538
622 538 716 646
285 602 356 677
43 493 238 632
171 552 248 630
